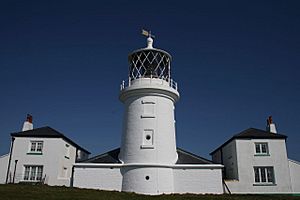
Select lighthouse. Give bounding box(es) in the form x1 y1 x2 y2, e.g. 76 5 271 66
73 32 223 195
119 31 179 194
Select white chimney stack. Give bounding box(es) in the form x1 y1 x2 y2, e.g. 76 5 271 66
22 114 33 131
266 116 277 134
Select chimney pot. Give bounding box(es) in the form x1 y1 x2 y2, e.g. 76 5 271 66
22 114 33 131
266 116 277 134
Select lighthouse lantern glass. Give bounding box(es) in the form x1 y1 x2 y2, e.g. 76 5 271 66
129 50 170 80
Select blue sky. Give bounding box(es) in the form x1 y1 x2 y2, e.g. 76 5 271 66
0 1 299 161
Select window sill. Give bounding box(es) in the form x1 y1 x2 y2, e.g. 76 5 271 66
20 180 42 183
27 152 43 155
140 145 154 149
253 183 276 186
141 115 155 118
58 177 69 180
254 154 270 157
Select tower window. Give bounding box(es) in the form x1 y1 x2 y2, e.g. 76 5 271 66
141 100 155 118
145 176 150 180
141 129 154 149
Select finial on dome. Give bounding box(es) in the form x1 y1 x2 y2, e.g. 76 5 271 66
142 29 155 49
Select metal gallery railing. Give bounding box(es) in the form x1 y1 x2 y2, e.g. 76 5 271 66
120 77 178 91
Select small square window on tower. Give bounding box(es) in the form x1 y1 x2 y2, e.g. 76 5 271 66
141 100 156 118
140 129 154 149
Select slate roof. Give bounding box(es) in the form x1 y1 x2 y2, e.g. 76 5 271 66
79 148 121 163
79 147 214 164
176 148 213 164
11 126 90 154
210 128 287 155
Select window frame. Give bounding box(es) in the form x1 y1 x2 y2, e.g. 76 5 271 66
23 165 43 182
253 166 275 185
28 141 44 155
254 142 269 156
140 129 154 149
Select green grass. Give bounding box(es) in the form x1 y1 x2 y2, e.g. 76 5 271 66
0 184 299 200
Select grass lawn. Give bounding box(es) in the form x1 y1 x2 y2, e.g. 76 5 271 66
0 184 299 200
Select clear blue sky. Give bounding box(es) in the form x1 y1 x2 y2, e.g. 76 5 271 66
0 1 299 161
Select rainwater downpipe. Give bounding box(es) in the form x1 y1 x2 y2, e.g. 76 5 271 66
5 137 15 184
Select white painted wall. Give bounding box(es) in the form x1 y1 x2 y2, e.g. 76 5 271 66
73 165 122 191
7 137 77 186
219 140 238 180
0 154 9 184
118 78 180 194
121 166 174 194
119 78 179 165
73 164 224 195
173 167 223 194
225 139 293 193
289 159 300 193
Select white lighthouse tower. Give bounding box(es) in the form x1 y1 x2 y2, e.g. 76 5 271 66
73 31 223 195
119 31 179 194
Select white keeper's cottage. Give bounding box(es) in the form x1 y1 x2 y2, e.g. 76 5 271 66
211 117 300 194
0 115 90 186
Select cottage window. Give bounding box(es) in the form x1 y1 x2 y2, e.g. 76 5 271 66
254 167 274 184
23 166 43 182
255 143 269 155
29 141 43 154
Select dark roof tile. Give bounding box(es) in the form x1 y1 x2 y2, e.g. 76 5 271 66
210 128 287 155
80 147 214 164
11 126 90 154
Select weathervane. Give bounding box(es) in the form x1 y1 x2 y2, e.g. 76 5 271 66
142 29 155 48
142 29 155 38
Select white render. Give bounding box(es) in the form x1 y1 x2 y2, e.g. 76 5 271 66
173 166 223 194
73 164 122 191
119 78 179 194
289 159 300 193
22 121 33 132
0 154 9 183
73 163 223 194
229 139 291 193
5 137 76 186
212 135 300 194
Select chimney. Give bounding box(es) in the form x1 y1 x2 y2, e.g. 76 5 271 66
266 116 277 134
22 114 33 131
